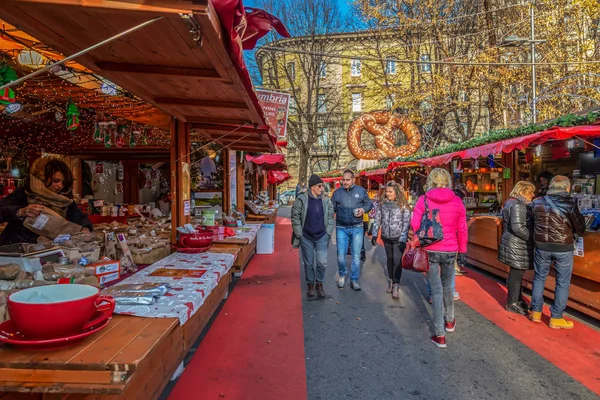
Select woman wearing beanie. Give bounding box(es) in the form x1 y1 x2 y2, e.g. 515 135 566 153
370 181 411 299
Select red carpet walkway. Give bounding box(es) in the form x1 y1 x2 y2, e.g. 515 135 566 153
168 218 307 400
457 271 600 396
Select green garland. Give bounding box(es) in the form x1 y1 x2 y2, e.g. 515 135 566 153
395 111 600 162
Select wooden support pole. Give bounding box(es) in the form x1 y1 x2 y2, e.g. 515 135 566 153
237 152 245 212
170 119 191 244
123 160 139 205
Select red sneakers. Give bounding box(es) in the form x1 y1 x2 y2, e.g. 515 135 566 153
431 335 447 348
445 319 456 332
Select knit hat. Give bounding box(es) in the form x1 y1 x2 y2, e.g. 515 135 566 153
308 174 324 188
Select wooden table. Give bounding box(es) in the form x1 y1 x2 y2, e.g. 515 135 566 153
466 216 600 320
210 237 256 276
0 272 231 399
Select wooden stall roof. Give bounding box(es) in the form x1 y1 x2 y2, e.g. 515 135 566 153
0 0 276 152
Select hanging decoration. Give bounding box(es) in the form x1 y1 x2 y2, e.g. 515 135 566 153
95 162 104 175
525 148 534 164
347 111 421 160
96 121 107 143
141 128 149 145
115 124 127 148
116 182 123 194
105 121 116 148
55 110 63 122
474 158 480 170
0 64 18 108
130 125 140 148
65 98 80 131
487 154 495 168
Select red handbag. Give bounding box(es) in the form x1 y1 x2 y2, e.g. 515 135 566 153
402 236 430 272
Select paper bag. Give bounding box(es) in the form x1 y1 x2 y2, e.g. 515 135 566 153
24 208 83 239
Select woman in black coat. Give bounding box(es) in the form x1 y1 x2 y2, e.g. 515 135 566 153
498 181 536 315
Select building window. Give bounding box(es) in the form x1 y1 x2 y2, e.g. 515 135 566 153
289 97 297 115
461 122 468 135
317 94 327 114
317 128 328 147
420 54 431 73
458 91 468 102
351 59 361 77
352 93 362 112
386 94 396 110
287 62 296 80
386 58 396 75
319 61 327 78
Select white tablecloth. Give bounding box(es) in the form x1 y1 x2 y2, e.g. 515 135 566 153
106 252 234 324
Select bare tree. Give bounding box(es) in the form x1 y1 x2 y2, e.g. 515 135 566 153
252 0 348 183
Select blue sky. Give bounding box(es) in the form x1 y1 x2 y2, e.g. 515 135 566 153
245 0 352 14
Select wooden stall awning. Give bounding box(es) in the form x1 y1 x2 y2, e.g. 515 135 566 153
245 153 287 170
417 125 600 167
0 0 277 152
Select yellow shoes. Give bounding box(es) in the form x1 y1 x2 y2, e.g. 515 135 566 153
529 311 542 323
549 318 574 329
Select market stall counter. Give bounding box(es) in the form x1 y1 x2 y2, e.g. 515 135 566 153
0 249 234 399
210 224 262 276
467 216 600 320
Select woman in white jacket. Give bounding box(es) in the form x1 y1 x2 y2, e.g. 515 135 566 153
370 181 411 299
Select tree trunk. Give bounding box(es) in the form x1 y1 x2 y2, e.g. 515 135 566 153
298 149 310 184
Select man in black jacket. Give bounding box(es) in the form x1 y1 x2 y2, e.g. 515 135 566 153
530 176 586 329
331 170 372 291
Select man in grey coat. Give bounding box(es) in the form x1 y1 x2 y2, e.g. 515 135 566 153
291 174 335 298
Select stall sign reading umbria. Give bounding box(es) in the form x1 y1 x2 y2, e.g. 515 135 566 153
256 90 290 138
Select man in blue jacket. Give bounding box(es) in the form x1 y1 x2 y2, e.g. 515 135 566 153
332 169 373 290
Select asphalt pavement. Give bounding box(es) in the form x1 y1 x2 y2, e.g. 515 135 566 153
278 206 599 400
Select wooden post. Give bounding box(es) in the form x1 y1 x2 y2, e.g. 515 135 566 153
502 151 517 203
170 119 191 244
237 152 245 212
123 160 139 205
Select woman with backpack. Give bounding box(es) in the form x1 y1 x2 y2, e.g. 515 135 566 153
410 168 468 349
370 182 411 299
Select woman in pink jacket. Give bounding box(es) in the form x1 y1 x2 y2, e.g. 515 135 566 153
410 168 468 349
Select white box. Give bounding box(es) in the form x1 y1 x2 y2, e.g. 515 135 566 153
256 224 275 254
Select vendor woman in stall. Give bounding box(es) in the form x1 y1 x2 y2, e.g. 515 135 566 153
0 158 92 245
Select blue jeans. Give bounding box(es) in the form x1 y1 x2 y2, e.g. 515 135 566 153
531 248 574 319
300 235 329 284
427 264 456 297
336 225 363 281
427 251 456 336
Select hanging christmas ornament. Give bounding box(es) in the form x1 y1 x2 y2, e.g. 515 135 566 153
474 158 479 170
129 125 139 148
141 128 149 145
105 121 116 148
55 110 63 122
65 98 80 131
96 121 107 143
115 125 127 148
0 64 18 107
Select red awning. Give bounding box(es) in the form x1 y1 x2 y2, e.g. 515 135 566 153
322 177 340 183
267 170 291 185
418 124 600 167
246 153 287 170
386 161 419 171
212 0 290 145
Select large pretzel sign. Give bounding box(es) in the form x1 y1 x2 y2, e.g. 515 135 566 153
347 111 421 160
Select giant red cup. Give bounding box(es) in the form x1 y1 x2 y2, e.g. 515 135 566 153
178 230 213 248
7 284 115 339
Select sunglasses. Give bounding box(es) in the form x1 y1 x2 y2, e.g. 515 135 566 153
315 184 324 188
